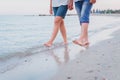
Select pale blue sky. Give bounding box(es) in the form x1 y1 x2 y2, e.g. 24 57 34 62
0 0 120 15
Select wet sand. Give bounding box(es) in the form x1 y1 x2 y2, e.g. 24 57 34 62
52 29 120 80
0 29 120 80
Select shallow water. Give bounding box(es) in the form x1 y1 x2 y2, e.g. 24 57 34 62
0 15 120 57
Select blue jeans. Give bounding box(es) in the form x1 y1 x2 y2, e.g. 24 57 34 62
53 5 68 19
75 1 92 24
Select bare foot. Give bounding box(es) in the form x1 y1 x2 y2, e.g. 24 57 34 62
73 39 83 46
44 41 52 47
73 39 89 47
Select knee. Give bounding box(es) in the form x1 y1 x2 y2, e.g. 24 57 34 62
54 17 62 24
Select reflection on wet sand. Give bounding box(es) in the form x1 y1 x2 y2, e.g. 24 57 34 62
0 43 89 80
49 45 69 65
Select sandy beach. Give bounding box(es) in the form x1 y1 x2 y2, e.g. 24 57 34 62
51 29 120 80
0 15 120 80
0 28 120 80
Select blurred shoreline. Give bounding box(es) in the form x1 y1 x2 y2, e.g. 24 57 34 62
37 13 120 16
0 13 120 17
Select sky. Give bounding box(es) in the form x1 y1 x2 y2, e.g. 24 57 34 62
0 0 120 15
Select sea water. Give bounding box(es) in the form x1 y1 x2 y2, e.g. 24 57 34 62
0 15 120 57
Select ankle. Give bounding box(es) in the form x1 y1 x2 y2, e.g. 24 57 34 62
48 40 53 44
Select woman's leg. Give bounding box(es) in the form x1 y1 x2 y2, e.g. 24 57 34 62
60 19 67 44
80 23 89 44
44 5 68 47
73 1 92 46
58 5 68 44
80 1 92 44
44 16 62 47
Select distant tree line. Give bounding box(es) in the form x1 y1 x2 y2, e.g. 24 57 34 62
38 9 120 16
91 9 120 14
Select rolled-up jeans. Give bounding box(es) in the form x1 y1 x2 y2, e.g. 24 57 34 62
75 0 92 24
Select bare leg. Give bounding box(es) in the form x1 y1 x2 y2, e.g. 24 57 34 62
44 16 62 47
79 23 89 43
73 23 89 46
60 20 67 44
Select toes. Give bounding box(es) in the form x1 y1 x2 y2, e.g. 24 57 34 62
73 40 83 46
44 43 52 47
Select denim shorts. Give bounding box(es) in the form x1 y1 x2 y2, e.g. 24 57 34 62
75 1 92 24
53 5 68 19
